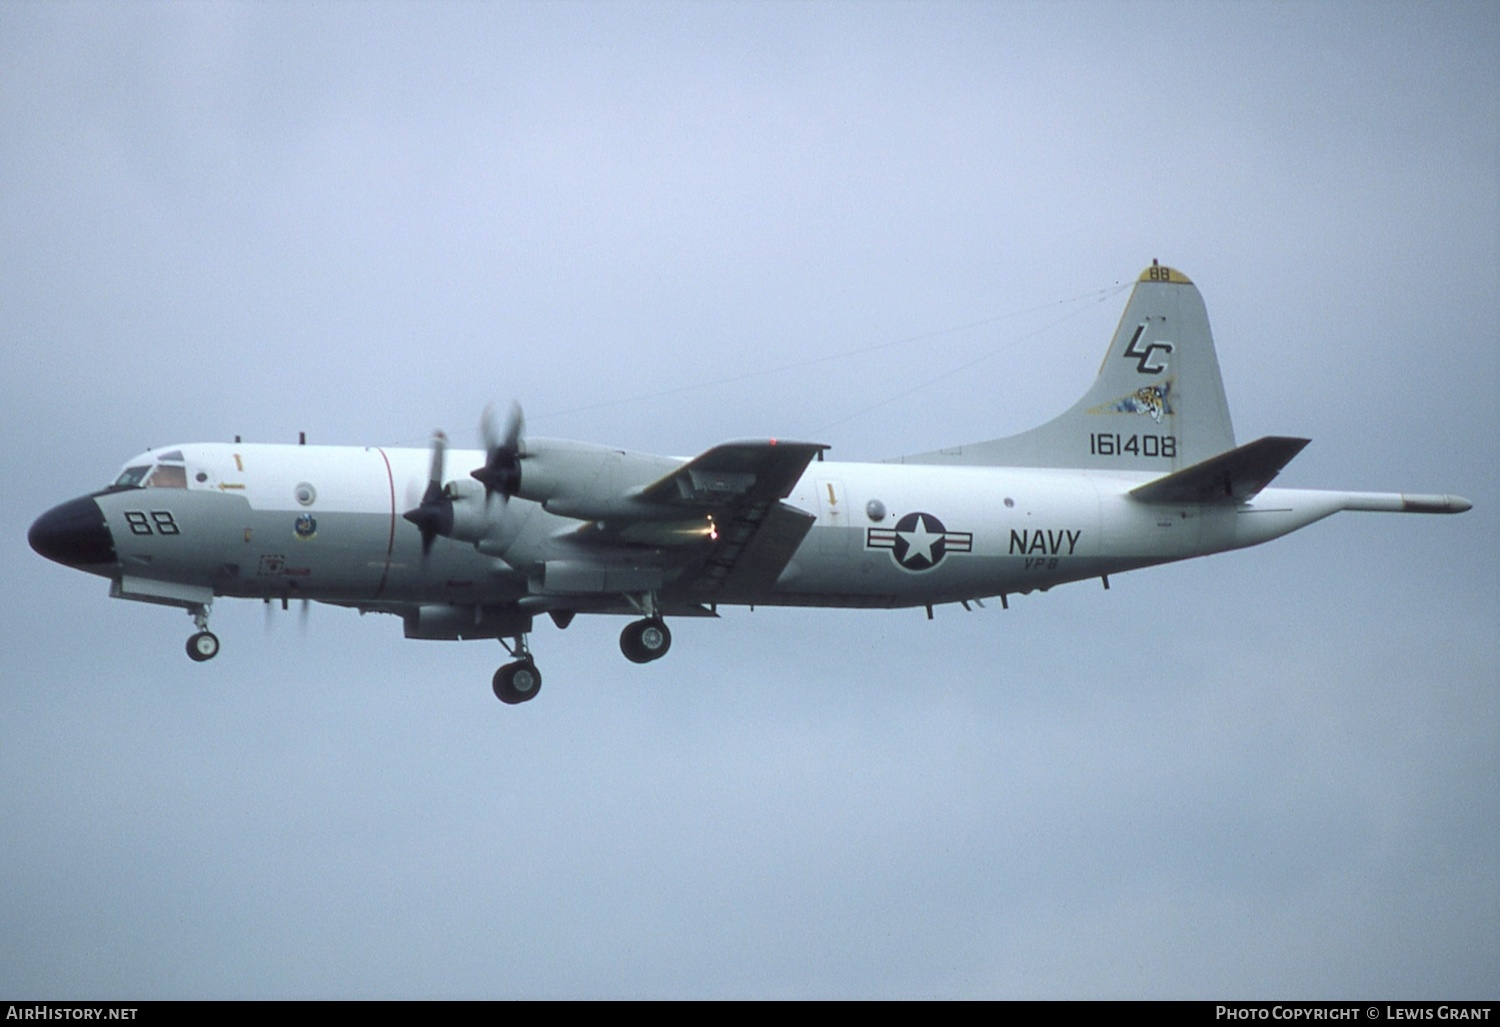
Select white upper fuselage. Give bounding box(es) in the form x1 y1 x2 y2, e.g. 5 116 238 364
89 440 1351 615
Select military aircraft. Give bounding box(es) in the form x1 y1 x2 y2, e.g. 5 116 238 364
30 263 1470 704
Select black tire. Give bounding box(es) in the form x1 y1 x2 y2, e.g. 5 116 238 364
186 631 220 662
492 660 542 704
620 618 671 664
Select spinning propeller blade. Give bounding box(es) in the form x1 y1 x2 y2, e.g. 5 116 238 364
402 430 454 556
473 402 524 504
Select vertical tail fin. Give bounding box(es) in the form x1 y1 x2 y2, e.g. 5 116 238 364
894 263 1236 470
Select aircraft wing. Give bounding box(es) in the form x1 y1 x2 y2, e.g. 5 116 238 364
1129 435 1310 504
568 439 826 600
632 439 828 511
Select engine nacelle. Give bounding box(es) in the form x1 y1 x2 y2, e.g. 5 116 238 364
444 479 496 540
511 439 684 521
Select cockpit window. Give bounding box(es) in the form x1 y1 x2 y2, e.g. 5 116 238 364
114 465 151 488
145 464 187 489
156 450 184 462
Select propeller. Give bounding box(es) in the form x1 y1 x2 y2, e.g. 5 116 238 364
472 402 524 504
402 430 454 556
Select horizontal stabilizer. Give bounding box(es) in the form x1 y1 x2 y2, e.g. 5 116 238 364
1129 436 1310 504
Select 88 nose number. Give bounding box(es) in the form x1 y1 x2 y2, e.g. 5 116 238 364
124 510 180 535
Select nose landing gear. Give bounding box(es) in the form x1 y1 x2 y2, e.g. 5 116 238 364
186 631 220 662
185 604 219 662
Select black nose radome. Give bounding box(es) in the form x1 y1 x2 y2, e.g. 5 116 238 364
29 496 118 569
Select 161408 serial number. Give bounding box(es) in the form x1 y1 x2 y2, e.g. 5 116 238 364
1089 432 1176 458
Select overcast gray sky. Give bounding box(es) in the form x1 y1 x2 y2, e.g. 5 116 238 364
2 0 1496 999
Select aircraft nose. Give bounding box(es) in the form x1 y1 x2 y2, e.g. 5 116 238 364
29 496 118 569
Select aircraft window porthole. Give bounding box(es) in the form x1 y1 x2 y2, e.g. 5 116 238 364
1004 497 1015 508
195 471 208 483
295 483 317 506
865 499 886 522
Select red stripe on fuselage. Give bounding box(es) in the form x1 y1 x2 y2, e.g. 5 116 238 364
375 447 396 597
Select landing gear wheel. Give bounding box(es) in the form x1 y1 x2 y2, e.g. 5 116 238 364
493 660 542 704
620 618 672 664
186 631 220 662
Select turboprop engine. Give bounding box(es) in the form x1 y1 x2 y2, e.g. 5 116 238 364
467 403 692 521
499 438 683 521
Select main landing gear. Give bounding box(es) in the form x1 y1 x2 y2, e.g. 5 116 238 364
618 592 672 665
620 617 672 664
487 609 676 705
185 604 219 662
493 633 542 705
